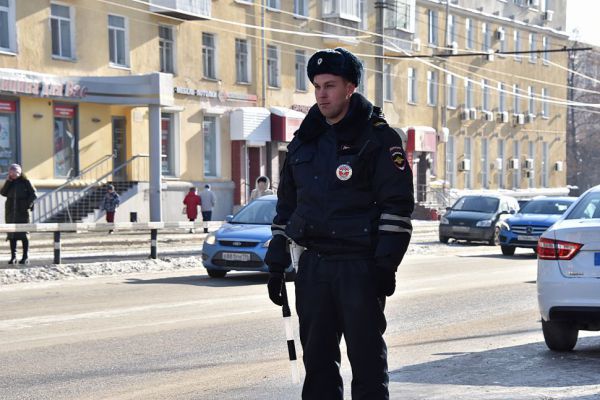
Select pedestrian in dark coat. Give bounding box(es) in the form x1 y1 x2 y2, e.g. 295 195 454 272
183 187 201 233
265 48 414 400
101 184 120 233
1 164 37 264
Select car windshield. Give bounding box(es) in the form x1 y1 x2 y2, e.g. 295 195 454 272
565 192 600 220
519 199 573 215
452 196 499 213
230 199 277 224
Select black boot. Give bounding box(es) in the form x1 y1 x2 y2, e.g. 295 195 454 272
19 238 29 265
8 239 17 264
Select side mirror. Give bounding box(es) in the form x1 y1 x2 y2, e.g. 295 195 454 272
225 215 234 222
510 209 517 215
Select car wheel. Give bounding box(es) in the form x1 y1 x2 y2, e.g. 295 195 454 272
489 227 500 246
501 245 516 256
439 235 449 244
541 319 578 351
207 269 227 278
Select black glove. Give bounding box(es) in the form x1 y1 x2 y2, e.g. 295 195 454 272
375 267 396 297
267 272 285 306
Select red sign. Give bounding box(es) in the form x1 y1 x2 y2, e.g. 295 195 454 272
0 100 16 113
54 105 76 118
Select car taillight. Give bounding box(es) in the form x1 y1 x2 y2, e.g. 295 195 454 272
537 237 583 260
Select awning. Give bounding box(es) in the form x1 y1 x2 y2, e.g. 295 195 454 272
230 107 271 144
402 126 437 153
270 106 306 142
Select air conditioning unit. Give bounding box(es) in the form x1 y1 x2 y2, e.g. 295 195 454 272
484 111 494 121
496 28 505 41
461 109 471 120
412 38 421 52
485 49 495 62
526 170 535 178
526 113 536 123
495 158 503 170
543 10 554 21
497 111 509 123
449 41 458 55
469 108 478 120
438 127 449 143
514 113 525 125
459 159 471 171
509 158 520 170
524 158 534 169
554 160 563 171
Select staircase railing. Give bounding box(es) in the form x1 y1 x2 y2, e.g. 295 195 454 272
33 154 150 223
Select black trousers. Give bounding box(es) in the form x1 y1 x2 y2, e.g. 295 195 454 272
295 249 389 400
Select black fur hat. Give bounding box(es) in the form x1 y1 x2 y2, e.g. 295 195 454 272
306 47 362 86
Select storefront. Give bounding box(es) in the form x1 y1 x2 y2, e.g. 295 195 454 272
269 106 306 190
403 126 437 203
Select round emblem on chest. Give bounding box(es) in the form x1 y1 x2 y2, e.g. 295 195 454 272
336 164 353 181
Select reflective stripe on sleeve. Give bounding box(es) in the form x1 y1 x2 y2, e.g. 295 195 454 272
379 224 413 234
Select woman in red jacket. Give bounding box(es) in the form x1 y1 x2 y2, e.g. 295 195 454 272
183 187 201 233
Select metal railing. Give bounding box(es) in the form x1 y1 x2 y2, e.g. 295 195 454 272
33 154 150 223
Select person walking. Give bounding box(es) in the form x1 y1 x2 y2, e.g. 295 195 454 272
199 184 216 233
1 164 37 264
101 184 120 234
183 187 201 233
265 48 414 400
250 176 274 201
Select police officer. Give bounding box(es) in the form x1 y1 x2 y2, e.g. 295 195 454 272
265 48 414 400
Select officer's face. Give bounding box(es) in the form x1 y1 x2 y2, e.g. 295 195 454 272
313 74 355 124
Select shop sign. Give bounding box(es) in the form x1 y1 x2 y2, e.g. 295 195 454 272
174 86 218 98
54 105 76 118
0 100 16 113
291 104 311 114
0 76 87 98
174 86 257 103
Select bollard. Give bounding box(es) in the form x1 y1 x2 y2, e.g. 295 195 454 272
54 231 61 264
150 229 158 259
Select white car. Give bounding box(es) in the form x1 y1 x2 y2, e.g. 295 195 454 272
537 184 600 351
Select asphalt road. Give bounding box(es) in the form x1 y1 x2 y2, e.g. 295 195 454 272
1 247 600 400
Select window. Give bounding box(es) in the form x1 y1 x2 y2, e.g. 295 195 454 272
513 140 520 189
235 38 251 84
528 86 535 114
447 74 457 108
203 116 219 177
428 9 438 45
359 0 368 29
202 33 216 79
482 79 490 111
464 137 472 189
384 63 392 101
267 0 280 10
427 70 437 106
498 82 506 113
447 14 455 45
447 135 455 187
407 67 417 103
0 0 15 52
295 50 307 91
481 137 489 189
267 45 280 87
514 30 521 61
541 87 549 117
161 113 176 176
108 15 128 67
323 0 360 20
513 84 520 114
51 3 74 59
159 25 175 73
53 104 78 178
541 141 548 187
294 0 308 16
528 140 536 187
498 139 505 189
384 0 414 32
529 33 536 62
481 22 490 51
542 36 549 63
465 18 473 49
499 26 506 53
0 100 19 177
465 78 474 109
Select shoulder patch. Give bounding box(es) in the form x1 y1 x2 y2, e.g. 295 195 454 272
390 146 406 171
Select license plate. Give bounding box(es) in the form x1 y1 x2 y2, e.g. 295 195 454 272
453 226 470 233
517 235 538 241
222 252 251 262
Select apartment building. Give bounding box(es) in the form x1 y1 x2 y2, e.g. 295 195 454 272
0 0 570 222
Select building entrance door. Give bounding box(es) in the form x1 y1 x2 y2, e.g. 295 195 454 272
112 117 127 181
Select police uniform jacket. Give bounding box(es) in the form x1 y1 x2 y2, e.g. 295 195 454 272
265 93 414 273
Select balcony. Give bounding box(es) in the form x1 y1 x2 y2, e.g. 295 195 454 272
149 0 210 20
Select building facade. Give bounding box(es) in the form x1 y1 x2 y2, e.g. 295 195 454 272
0 0 570 222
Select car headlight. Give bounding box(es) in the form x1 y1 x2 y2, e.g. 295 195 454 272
440 216 449 225
205 233 216 245
262 238 272 248
476 219 493 227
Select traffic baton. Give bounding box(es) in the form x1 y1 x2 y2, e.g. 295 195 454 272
280 281 300 384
